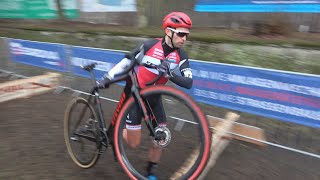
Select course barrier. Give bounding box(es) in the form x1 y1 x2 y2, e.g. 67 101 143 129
6 38 319 128
0 72 61 103
171 112 266 179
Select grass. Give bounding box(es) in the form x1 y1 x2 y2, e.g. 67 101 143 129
1 20 320 47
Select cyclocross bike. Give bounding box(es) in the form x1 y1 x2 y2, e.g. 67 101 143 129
63 56 211 180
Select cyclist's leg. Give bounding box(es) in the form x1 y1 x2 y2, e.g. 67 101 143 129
146 94 166 177
122 105 142 148
148 94 167 127
123 129 141 148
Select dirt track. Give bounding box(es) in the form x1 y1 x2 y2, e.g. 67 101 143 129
1 76 320 179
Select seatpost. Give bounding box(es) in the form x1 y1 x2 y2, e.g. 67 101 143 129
89 71 98 90
88 70 108 134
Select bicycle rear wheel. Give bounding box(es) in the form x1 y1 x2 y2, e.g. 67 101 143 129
64 97 100 168
114 86 211 180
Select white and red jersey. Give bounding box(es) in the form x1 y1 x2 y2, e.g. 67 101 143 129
107 38 193 89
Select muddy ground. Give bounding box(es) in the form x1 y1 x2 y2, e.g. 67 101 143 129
0 69 319 180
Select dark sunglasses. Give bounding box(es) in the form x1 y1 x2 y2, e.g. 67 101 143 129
168 27 189 38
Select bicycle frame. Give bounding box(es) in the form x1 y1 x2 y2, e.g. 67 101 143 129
85 66 158 149
66 61 212 179
108 70 158 136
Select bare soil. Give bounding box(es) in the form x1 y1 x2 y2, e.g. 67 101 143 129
0 72 319 180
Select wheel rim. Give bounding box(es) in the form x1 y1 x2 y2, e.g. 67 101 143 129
114 86 211 180
64 97 100 168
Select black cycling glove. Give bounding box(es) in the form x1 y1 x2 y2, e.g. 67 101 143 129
95 74 112 89
157 60 172 77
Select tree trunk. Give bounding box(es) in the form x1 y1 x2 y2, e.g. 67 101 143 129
56 0 65 21
136 0 148 28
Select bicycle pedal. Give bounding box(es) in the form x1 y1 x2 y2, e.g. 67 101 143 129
70 136 80 142
99 146 107 154
108 140 114 145
98 142 108 154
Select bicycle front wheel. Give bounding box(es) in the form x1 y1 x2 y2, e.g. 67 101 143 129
64 97 100 168
114 85 211 180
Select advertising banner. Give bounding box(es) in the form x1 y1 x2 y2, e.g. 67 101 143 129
70 46 125 79
0 0 78 19
6 38 320 128
9 39 67 72
81 0 137 12
195 0 320 12
187 60 320 128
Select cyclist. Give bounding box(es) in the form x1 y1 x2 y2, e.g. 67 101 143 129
97 12 193 180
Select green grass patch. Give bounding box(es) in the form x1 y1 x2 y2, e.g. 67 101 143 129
0 23 319 75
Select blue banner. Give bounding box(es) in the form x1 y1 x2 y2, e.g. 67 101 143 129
70 46 125 79
186 60 320 128
9 39 67 72
7 38 320 128
195 0 320 12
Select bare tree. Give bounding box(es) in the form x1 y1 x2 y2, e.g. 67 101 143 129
136 0 148 28
56 0 65 21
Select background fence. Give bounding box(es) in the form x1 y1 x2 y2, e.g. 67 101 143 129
1 36 320 159
6 37 320 129
76 0 320 32
1 0 319 32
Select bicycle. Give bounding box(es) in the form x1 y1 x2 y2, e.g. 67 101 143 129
63 56 211 180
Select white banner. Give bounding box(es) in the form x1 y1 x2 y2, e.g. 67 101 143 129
81 0 136 12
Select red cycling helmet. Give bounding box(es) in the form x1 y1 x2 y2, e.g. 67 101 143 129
163 12 192 29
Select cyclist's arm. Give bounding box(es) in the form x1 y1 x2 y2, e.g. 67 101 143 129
106 44 143 79
107 58 131 79
170 58 193 89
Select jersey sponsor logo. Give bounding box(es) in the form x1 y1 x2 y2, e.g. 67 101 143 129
151 47 164 59
167 52 179 64
167 58 177 63
153 51 163 57
154 48 163 54
167 52 177 59
182 68 193 78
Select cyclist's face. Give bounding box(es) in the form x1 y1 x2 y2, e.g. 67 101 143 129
166 27 190 48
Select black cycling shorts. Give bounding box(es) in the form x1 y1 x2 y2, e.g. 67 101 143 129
126 94 167 130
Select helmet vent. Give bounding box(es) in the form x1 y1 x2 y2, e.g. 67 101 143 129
170 17 181 24
179 17 191 25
